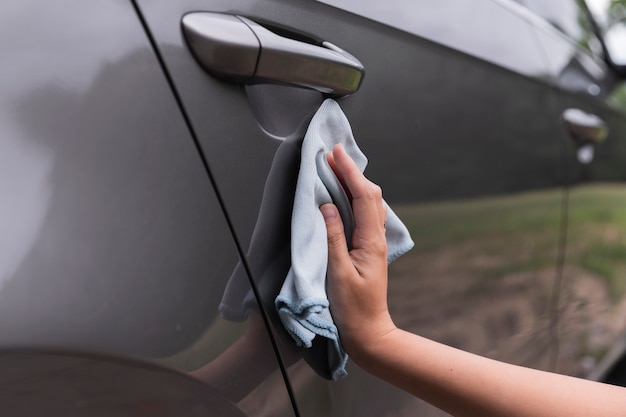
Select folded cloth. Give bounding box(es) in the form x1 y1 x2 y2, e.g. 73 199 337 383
275 99 414 380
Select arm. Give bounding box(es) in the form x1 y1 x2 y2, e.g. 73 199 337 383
190 313 299 402
322 143 626 417
189 314 277 402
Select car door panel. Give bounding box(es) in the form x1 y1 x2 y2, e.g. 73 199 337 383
531 17 626 381
0 0 294 414
0 0 232 359
138 0 566 415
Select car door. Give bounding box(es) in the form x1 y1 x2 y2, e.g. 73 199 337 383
519 0 626 382
0 0 294 415
136 0 566 415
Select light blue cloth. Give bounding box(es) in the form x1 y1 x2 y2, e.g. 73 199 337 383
275 99 414 380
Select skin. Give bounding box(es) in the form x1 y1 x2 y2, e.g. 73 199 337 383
321 143 626 417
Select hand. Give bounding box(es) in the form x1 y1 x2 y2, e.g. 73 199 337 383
321 144 397 359
321 152 626 417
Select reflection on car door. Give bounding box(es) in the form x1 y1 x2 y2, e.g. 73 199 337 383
0 0 289 415
137 0 567 415
529 3 626 381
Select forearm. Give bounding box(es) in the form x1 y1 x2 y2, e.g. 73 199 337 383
190 315 287 402
350 328 626 417
322 146 626 416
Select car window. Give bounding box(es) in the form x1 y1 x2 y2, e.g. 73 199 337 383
316 0 546 77
513 0 583 38
512 0 601 55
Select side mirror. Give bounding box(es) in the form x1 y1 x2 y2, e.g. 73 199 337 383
605 22 626 65
604 21 626 76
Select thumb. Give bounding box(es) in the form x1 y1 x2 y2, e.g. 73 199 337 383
320 204 351 269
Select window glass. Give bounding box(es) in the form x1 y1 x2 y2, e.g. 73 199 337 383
513 0 598 53
586 0 626 68
316 0 546 77
586 0 626 30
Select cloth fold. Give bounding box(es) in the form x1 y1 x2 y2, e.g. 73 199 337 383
275 99 414 380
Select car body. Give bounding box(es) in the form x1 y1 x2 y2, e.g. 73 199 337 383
1 0 626 415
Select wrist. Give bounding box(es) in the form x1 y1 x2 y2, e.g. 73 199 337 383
342 314 398 365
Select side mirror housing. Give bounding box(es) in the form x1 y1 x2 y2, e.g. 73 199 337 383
604 21 626 78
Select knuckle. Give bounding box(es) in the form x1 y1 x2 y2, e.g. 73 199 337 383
363 183 383 201
327 229 347 249
370 234 388 254
374 241 388 257
357 237 387 258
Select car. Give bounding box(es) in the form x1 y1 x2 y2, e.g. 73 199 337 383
1 0 626 415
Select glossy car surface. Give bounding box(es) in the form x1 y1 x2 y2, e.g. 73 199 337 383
1 0 626 416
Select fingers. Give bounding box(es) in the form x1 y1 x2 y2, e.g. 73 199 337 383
320 203 354 275
326 150 351 200
322 148 394 355
328 145 386 239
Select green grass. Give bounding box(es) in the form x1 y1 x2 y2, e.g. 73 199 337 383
392 183 626 302
394 188 562 252
567 184 626 302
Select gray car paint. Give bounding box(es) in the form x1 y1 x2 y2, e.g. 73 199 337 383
2 0 626 416
135 0 572 415
0 0 225 354
0 0 293 413
531 12 626 378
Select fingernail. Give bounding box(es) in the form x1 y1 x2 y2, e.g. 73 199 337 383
320 204 338 223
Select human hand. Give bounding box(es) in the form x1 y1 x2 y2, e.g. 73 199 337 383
321 144 397 359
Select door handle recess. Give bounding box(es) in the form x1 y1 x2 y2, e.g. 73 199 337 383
182 12 364 96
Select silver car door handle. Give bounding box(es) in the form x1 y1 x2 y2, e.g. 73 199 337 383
562 108 608 164
562 108 608 145
182 12 365 96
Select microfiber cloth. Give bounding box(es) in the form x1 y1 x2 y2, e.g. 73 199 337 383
275 99 414 380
